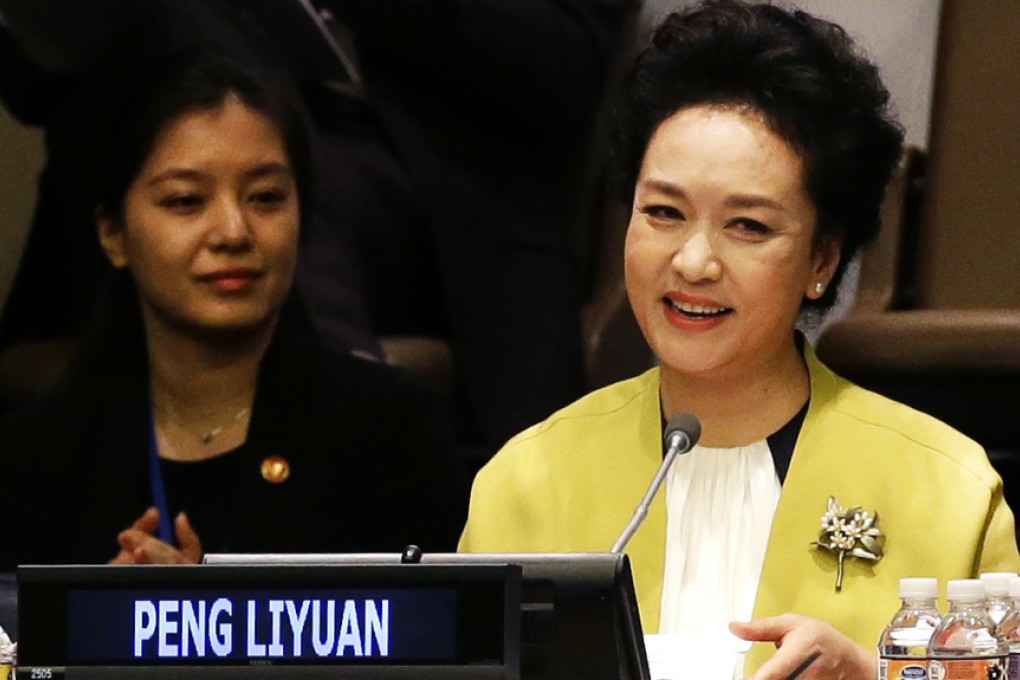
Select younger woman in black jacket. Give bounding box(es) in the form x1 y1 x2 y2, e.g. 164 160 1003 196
2 51 467 567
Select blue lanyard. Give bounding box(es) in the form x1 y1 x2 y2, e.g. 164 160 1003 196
147 412 174 543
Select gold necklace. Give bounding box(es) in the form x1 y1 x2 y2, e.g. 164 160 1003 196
161 404 251 445
197 407 251 444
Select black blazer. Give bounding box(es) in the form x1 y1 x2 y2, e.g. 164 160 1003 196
1 326 469 568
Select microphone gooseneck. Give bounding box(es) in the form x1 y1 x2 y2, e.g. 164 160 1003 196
610 412 701 554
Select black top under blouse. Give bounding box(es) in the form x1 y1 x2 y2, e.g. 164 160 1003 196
661 400 809 485
766 401 809 484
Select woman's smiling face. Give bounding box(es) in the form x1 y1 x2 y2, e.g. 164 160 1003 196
624 105 839 381
99 95 300 340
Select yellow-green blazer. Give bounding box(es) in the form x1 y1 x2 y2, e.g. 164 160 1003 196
459 348 1020 674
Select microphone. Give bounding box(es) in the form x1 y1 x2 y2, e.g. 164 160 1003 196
610 412 701 554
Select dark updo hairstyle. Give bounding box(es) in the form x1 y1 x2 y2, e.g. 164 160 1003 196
611 0 904 309
92 49 314 231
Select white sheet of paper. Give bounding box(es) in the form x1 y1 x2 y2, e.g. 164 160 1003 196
644 632 753 680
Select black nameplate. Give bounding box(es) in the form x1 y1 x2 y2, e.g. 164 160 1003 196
18 564 519 677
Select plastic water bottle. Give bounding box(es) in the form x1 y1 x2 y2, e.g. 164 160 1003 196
996 576 1020 680
878 577 942 680
0 624 15 680
929 579 1007 680
982 572 1018 626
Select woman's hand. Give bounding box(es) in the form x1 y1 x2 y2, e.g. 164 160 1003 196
730 614 875 680
109 507 203 564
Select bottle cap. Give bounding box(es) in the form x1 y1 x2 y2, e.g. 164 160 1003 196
899 577 938 599
1009 576 1020 598
947 578 985 601
980 571 1017 597
0 625 13 664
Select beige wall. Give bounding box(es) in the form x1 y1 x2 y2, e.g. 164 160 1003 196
638 0 942 150
0 107 44 310
916 0 1020 309
793 0 941 150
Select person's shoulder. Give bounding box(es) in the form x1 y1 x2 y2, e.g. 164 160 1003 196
0 387 96 494
818 363 994 483
275 334 432 400
0 334 150 484
0 399 49 452
826 372 981 454
482 368 659 472
264 335 453 450
0 376 95 447
513 368 657 440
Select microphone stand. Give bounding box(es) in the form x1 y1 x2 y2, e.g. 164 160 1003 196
611 414 700 554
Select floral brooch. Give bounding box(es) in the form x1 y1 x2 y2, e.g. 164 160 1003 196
812 496 885 591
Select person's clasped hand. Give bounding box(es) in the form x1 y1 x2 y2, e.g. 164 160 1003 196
730 614 875 680
109 506 203 565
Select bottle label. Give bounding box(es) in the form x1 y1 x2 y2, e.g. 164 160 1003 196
880 657 932 680
928 657 1006 680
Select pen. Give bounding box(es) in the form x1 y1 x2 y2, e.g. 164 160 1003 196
784 651 821 680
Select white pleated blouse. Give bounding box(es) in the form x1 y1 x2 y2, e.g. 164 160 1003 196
658 440 782 634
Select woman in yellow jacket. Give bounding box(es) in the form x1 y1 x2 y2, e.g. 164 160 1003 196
460 2 1020 678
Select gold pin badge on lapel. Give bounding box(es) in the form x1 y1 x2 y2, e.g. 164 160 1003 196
260 456 291 484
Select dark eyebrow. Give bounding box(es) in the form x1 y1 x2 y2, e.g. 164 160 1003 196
145 162 294 187
725 194 786 212
145 169 204 187
638 178 689 201
244 162 294 182
638 178 788 212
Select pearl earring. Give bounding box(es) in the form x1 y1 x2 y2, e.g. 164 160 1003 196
814 281 826 295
